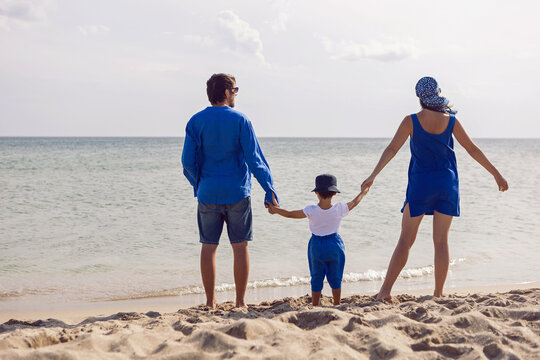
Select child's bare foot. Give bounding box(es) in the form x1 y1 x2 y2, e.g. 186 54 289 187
332 288 341 306
311 291 321 306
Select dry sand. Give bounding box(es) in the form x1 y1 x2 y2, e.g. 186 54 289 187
1 286 539 359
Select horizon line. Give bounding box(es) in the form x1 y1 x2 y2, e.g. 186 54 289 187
0 136 539 140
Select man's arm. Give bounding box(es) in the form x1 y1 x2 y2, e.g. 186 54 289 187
347 188 369 211
266 201 306 219
181 123 199 196
240 118 279 206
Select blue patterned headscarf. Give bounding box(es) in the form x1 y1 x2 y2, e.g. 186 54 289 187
415 77 456 114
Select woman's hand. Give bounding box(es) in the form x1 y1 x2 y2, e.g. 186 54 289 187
495 174 509 192
361 175 375 193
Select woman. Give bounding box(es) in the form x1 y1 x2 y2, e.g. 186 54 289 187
361 76 508 300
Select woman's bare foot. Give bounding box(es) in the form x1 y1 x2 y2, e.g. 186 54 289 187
375 292 392 302
205 301 217 310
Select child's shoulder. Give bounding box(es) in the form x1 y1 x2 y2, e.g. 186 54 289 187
303 204 318 213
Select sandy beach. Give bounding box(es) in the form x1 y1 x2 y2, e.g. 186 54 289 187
1 283 538 359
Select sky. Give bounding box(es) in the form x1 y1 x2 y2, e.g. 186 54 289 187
1 0 539 138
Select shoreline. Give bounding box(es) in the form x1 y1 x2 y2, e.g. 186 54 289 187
2 281 538 324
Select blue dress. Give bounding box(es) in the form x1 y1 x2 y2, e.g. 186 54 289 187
401 114 460 217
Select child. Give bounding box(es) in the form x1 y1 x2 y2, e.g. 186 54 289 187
266 174 368 306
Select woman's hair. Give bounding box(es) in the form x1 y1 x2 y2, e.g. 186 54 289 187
206 73 236 105
419 99 457 115
317 191 337 199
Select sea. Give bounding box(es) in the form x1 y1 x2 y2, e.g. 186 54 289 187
1 137 539 312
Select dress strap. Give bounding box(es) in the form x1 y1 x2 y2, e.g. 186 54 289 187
447 115 456 134
410 113 420 130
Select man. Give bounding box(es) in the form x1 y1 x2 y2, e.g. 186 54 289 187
182 73 278 308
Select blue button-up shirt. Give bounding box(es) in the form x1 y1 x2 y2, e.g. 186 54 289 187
181 106 278 206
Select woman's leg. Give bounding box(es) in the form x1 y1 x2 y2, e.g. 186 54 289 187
432 211 453 297
377 204 424 300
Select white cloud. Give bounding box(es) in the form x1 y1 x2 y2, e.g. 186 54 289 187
322 37 418 62
78 24 110 36
216 10 265 63
0 0 46 30
183 34 214 47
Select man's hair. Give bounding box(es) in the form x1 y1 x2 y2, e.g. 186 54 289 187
206 73 236 105
317 191 337 199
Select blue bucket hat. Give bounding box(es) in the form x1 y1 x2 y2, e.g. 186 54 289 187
312 174 340 193
415 76 449 108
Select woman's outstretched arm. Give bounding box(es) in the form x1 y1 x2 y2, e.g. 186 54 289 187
453 119 508 191
454 119 508 191
361 116 412 191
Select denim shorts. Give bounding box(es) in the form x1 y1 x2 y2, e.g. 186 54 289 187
197 197 253 245
308 233 345 292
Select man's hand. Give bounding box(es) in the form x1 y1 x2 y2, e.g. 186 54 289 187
271 192 278 206
265 192 279 209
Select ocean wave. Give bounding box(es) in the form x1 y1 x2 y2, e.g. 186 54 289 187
104 258 466 301
1 259 466 302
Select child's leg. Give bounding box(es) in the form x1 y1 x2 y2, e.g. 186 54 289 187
326 234 345 306
331 288 341 305
312 291 322 306
308 237 325 306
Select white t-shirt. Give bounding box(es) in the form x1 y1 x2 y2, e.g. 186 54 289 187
302 202 349 236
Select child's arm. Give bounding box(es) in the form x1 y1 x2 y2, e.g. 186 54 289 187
347 187 369 211
266 200 307 219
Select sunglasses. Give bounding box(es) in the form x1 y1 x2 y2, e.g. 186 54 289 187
230 87 239 94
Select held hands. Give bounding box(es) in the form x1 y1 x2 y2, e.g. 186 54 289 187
361 175 375 193
265 200 279 214
264 192 279 212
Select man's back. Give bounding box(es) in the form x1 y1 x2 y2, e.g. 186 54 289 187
185 106 251 204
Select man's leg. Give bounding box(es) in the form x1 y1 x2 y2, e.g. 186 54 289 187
232 241 249 307
433 211 453 297
197 202 224 309
200 244 218 308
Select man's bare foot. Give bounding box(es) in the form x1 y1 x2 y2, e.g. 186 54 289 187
433 292 444 298
235 301 247 309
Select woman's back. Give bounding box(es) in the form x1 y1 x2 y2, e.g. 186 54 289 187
415 110 451 135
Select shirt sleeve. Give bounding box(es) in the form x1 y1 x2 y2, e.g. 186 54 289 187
339 202 350 218
303 205 313 218
181 121 199 197
240 118 279 207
